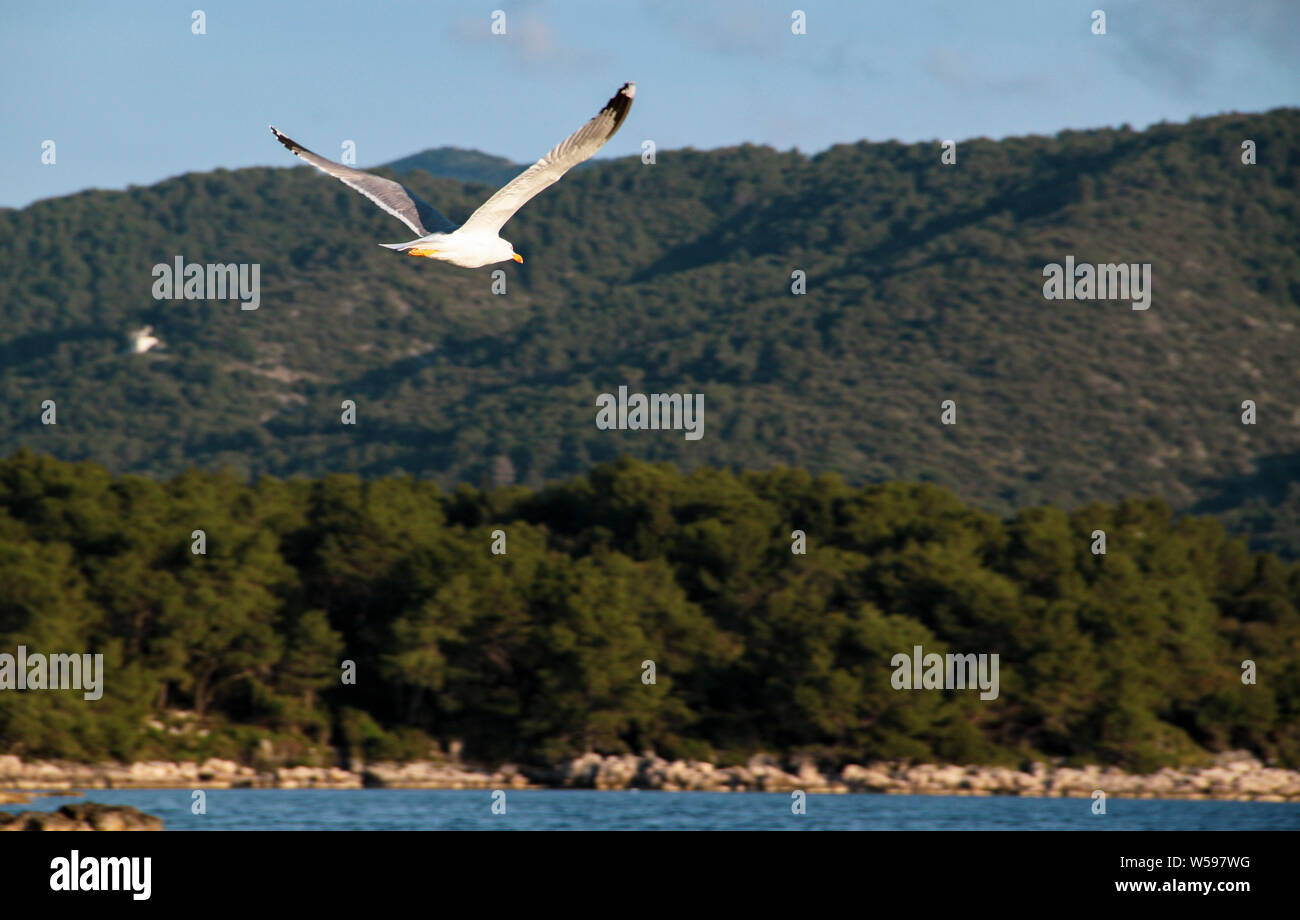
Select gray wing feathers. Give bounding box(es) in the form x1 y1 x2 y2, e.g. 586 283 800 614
269 127 457 236
458 82 635 235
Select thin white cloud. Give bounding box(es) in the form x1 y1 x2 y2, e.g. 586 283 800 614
922 47 1053 96
649 1 878 79
1108 0 1300 96
453 12 612 74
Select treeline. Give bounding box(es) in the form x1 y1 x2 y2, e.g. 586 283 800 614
0 450 1297 772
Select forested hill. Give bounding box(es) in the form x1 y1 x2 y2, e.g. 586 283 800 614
1 109 1298 552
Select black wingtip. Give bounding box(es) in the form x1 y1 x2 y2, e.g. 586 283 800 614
270 126 300 154
602 83 635 130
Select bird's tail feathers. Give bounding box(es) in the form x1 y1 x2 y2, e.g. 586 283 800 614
380 233 451 252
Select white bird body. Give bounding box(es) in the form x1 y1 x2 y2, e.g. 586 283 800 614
378 231 515 269
271 83 635 268
128 325 161 354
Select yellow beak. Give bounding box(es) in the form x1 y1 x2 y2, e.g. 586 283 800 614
512 253 524 263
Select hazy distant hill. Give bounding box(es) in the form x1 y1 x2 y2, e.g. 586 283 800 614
382 146 525 188
1 108 1298 553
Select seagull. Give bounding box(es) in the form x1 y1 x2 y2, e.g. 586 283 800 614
270 82 635 268
127 325 162 354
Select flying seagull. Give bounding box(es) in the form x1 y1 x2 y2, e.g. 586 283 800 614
270 82 635 268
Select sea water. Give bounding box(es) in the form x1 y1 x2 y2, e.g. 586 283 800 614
7 789 1298 831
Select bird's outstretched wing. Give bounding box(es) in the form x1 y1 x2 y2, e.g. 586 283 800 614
458 82 635 236
269 127 457 236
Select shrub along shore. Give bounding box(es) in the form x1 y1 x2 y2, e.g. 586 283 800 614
2 751 1298 802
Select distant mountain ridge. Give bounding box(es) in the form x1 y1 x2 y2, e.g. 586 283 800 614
381 146 526 188
1 108 1298 555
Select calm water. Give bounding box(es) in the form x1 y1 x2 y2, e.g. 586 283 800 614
6 789 1299 830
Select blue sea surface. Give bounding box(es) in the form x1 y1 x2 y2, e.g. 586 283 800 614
6 789 1299 830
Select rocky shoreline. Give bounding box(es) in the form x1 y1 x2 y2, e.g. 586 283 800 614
2 751 1298 802
0 802 162 831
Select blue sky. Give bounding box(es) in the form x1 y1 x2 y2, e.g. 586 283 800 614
2 0 1295 208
